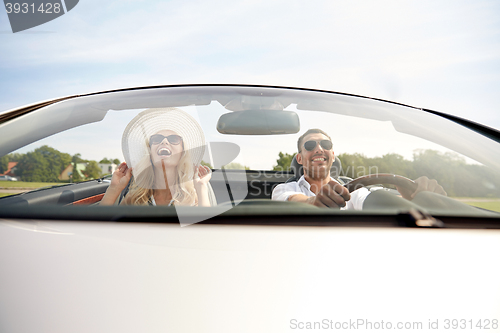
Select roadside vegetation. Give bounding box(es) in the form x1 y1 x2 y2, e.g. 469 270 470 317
0 180 67 198
0 146 120 182
274 149 500 199
0 146 120 198
457 198 500 212
2 146 500 212
0 181 64 188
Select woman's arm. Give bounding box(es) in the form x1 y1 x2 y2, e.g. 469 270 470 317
100 162 133 205
193 165 212 207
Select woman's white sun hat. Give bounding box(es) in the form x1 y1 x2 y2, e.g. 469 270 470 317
122 107 206 170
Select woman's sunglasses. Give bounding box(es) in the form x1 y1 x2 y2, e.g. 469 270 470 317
149 134 183 146
303 140 333 151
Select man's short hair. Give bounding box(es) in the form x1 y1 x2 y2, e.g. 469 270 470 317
297 129 332 152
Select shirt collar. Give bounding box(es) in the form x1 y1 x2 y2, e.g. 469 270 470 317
297 175 310 190
298 175 339 189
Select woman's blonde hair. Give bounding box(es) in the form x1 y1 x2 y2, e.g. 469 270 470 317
124 146 197 206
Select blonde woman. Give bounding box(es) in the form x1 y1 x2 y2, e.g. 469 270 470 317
100 108 212 206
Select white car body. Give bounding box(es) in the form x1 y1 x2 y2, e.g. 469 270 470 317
1 85 500 332
1 220 499 333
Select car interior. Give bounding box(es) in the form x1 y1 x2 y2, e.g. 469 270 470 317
1 86 500 227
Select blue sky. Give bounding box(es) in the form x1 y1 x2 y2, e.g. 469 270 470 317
1 0 499 131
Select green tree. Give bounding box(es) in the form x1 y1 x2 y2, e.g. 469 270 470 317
72 153 83 182
200 160 213 169
99 158 121 165
221 162 250 170
412 150 461 195
272 152 294 172
39 146 71 181
72 153 84 164
0 155 9 174
9 153 23 161
16 151 49 182
83 161 102 180
369 153 415 179
337 153 373 178
15 146 71 182
336 150 500 197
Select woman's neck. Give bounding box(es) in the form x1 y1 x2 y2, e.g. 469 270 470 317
152 188 173 205
152 164 176 204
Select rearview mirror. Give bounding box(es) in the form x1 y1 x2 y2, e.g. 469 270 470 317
217 110 300 135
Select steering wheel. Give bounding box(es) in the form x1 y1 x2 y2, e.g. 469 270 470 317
344 174 417 193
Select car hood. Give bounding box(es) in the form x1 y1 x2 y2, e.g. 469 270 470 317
0 219 499 332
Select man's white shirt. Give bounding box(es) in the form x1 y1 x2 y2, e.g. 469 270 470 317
271 175 370 210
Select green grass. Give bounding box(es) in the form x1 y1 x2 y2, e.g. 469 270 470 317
460 201 500 212
0 181 65 189
0 181 66 199
453 197 500 213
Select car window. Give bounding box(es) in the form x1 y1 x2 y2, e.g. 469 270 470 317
1 86 499 217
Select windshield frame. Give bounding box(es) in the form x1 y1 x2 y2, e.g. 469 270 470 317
2 84 500 223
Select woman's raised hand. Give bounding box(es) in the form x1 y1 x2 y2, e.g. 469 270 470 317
100 162 133 205
193 165 212 207
193 165 212 188
110 162 133 191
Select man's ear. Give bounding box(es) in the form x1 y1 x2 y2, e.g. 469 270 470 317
296 152 303 165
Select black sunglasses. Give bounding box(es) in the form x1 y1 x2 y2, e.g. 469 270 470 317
149 134 183 146
303 140 333 151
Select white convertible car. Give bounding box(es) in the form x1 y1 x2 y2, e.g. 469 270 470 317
0 85 499 332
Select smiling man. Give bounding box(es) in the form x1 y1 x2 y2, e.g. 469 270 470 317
272 129 369 209
271 129 446 210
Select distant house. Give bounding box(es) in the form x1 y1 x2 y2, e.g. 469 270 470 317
59 164 73 180
98 163 117 176
59 163 87 180
0 161 18 177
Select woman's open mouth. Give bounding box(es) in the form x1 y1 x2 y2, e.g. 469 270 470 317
157 147 172 156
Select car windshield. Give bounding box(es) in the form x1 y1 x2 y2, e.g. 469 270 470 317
1 85 500 221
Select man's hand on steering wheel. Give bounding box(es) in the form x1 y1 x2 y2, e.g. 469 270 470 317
397 176 447 200
307 180 351 208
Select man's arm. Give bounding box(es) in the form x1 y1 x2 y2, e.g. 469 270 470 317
288 180 351 208
397 176 447 200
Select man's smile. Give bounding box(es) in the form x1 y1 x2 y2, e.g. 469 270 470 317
311 155 327 162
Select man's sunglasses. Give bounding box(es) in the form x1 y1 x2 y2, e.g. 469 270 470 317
303 140 333 151
149 134 183 146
